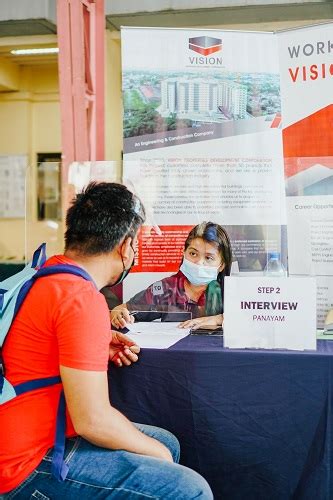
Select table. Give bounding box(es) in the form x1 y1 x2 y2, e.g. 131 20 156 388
108 335 333 500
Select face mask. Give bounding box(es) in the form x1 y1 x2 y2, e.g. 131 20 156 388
112 244 135 286
180 257 219 286
112 266 131 286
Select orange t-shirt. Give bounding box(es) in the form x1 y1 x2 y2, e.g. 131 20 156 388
0 255 111 493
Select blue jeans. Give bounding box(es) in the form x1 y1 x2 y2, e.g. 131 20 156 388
2 423 213 499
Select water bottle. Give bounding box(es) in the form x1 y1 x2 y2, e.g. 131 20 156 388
264 251 287 277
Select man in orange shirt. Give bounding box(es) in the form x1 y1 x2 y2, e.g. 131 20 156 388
0 182 212 499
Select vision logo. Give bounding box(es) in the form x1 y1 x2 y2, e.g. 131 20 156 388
189 36 222 56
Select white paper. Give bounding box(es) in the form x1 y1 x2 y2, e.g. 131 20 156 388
127 322 189 349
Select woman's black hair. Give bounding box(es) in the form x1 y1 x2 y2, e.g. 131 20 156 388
65 182 145 255
184 222 232 283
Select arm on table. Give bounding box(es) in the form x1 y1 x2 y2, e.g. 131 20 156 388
178 314 224 330
60 366 173 461
111 285 159 328
110 303 134 329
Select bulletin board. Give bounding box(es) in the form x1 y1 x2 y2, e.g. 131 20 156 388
0 155 27 218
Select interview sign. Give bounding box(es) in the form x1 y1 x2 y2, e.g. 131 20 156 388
224 277 316 350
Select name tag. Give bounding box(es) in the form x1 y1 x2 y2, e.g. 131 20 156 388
152 281 164 296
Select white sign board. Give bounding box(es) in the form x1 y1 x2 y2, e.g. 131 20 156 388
224 277 317 350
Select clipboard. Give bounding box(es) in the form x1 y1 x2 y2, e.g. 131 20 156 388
190 327 223 336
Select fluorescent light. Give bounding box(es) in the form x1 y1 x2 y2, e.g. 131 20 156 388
10 47 59 55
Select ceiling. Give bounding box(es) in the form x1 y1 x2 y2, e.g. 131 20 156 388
0 1 332 69
105 2 333 31
0 35 58 66
0 18 56 37
0 1 331 36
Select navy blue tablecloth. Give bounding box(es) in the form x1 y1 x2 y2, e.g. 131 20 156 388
108 336 333 500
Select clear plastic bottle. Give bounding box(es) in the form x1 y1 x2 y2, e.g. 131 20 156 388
264 251 287 277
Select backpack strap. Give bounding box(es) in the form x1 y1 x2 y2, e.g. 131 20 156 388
14 376 62 396
31 243 47 268
52 390 69 481
0 287 6 312
1 261 95 482
36 264 95 283
13 264 96 318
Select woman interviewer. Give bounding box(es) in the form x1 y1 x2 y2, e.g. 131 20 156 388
110 222 232 330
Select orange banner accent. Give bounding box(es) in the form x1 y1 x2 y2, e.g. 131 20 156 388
132 225 194 273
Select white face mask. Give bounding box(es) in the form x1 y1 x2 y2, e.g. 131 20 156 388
180 257 219 286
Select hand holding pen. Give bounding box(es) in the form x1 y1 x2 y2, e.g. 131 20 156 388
110 305 137 329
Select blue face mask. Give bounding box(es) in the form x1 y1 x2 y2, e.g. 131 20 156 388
180 257 219 286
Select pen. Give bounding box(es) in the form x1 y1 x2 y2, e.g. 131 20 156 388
119 310 139 319
120 310 138 319
129 310 159 317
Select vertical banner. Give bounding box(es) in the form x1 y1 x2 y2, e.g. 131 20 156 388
278 23 333 327
121 28 286 300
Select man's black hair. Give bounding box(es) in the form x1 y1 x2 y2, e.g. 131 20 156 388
65 182 145 255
